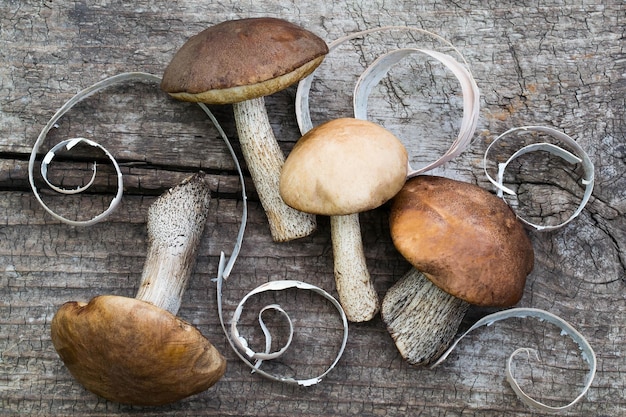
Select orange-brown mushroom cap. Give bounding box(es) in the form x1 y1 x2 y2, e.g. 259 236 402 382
50 295 226 406
160 17 329 104
390 175 534 307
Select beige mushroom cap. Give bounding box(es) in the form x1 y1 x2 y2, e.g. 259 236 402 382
51 295 226 406
390 175 534 307
160 17 328 104
280 118 408 216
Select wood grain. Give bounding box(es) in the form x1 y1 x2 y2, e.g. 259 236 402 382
1 1 624 416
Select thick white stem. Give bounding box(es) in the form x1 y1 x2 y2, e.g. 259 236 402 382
381 268 469 365
233 97 316 242
135 174 211 315
330 214 379 322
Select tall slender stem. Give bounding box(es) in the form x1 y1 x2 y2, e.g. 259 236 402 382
135 173 211 315
331 213 380 322
233 97 316 242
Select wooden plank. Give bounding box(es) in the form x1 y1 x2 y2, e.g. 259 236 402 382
1 1 624 416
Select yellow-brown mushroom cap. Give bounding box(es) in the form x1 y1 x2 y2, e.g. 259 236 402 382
160 17 329 104
390 175 534 307
280 118 409 216
50 295 226 406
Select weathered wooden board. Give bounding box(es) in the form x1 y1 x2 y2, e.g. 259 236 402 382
1 1 624 416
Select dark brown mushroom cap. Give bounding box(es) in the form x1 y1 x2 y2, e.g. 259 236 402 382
160 17 329 104
390 175 534 307
50 295 226 406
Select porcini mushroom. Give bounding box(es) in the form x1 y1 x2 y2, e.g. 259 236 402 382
381 175 534 365
50 173 226 406
160 17 328 242
280 118 408 322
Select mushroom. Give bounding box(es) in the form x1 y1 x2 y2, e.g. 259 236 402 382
279 118 408 322
381 175 534 365
50 173 226 406
160 17 328 242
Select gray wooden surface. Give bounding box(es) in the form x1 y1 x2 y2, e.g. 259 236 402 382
1 1 624 416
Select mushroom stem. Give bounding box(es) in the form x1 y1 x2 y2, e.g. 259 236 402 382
330 214 380 322
381 268 469 365
135 173 211 315
233 97 317 242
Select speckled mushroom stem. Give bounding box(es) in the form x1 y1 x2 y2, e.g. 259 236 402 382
135 173 211 315
233 97 317 242
330 214 380 322
381 268 469 365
